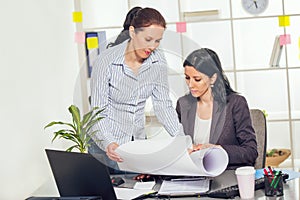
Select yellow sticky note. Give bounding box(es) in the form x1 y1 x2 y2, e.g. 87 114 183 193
73 11 82 23
278 16 290 27
87 37 99 49
298 37 300 48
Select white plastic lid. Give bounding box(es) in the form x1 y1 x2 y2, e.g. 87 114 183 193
235 166 255 176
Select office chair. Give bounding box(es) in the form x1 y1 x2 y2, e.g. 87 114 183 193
250 109 267 169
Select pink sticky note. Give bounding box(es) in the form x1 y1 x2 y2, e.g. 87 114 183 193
74 32 85 44
176 22 186 33
279 34 291 45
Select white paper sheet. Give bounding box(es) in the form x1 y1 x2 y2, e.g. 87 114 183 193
116 136 228 177
114 187 155 200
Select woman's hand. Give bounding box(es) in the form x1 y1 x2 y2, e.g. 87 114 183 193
106 142 123 162
134 174 153 182
188 143 222 154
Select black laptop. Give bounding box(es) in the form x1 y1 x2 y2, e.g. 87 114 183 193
43 149 117 200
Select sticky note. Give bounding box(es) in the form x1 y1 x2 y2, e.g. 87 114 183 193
74 32 85 44
278 16 290 27
87 37 99 49
298 37 300 48
279 34 291 45
73 11 83 23
176 22 186 33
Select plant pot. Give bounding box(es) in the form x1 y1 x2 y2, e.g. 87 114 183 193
265 149 291 167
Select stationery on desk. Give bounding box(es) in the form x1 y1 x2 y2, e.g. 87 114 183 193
262 166 285 197
256 167 300 181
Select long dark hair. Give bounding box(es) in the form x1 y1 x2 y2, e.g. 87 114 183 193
183 48 236 106
107 7 166 48
107 7 141 48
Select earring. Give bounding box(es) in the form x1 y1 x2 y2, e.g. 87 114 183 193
210 84 214 88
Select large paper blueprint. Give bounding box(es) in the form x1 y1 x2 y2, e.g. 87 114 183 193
115 136 228 177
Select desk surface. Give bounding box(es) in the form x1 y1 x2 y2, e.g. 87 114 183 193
30 170 300 199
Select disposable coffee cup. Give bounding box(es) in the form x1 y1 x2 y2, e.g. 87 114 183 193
235 166 255 199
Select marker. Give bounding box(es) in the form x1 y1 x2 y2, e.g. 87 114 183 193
271 170 280 187
263 168 269 176
273 171 282 189
264 168 272 183
268 166 274 176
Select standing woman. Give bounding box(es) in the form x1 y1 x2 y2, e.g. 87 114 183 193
176 48 258 169
90 7 184 171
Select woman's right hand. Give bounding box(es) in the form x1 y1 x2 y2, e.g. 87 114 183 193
134 174 154 182
106 142 123 162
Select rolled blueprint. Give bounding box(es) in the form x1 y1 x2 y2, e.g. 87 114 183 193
116 135 228 177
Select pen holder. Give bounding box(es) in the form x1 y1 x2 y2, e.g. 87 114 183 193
264 174 284 197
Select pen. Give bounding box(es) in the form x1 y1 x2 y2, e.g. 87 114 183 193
264 168 272 183
268 166 274 176
263 168 269 176
273 171 282 189
270 170 280 187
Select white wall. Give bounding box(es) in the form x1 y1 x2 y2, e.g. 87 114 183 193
0 0 82 199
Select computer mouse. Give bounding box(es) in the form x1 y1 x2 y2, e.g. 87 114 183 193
111 177 125 186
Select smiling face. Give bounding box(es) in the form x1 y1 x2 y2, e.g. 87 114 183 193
184 65 216 98
129 24 164 59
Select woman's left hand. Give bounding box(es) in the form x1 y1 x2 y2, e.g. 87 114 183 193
189 143 222 154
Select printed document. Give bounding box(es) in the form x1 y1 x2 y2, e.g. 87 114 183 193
116 136 228 177
158 178 210 195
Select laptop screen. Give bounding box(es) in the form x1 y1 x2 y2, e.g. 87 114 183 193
45 149 117 200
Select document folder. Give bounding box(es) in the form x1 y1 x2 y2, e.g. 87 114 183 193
157 178 211 196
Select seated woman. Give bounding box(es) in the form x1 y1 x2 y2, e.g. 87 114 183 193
176 48 258 169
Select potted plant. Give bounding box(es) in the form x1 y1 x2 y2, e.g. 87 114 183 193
44 105 104 153
266 148 291 167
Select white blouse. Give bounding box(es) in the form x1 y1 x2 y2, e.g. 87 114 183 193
193 115 212 145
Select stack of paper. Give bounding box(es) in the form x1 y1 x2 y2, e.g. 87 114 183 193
158 178 210 196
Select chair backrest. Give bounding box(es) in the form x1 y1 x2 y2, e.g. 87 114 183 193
250 109 267 169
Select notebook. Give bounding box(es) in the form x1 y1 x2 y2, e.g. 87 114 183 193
45 149 117 200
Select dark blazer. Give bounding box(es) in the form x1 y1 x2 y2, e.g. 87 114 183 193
176 93 258 169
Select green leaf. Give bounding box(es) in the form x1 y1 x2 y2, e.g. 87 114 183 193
68 105 81 130
85 117 104 133
44 121 75 130
66 145 79 152
90 107 105 121
81 106 100 126
82 110 93 127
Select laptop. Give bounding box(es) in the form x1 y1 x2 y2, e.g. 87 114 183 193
44 149 117 200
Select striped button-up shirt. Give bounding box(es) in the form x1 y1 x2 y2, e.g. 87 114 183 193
90 40 184 150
